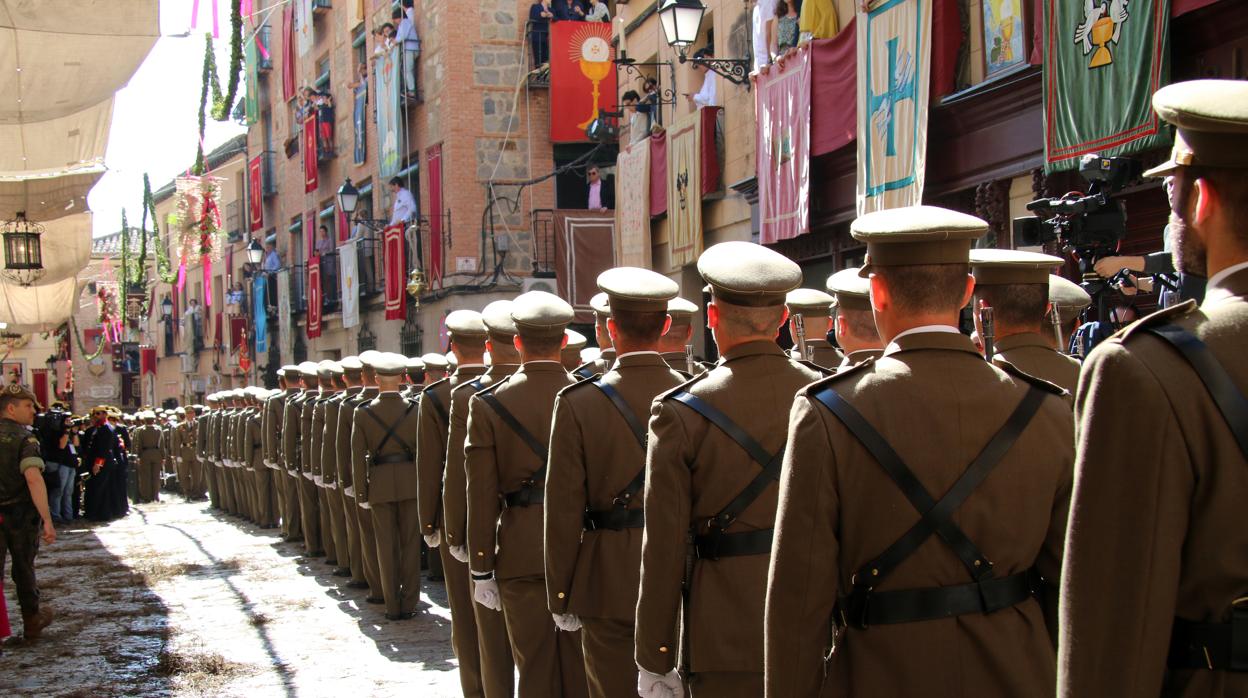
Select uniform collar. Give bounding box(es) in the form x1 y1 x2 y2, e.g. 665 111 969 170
486 363 521 378
1204 261 1248 306
614 351 667 369
883 329 981 358
722 339 787 362
453 365 489 379
518 360 568 375
994 332 1053 352
600 348 617 361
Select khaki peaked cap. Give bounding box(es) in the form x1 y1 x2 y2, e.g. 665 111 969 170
445 309 488 338
698 241 802 307
511 290 574 338
482 300 518 336
970 249 1065 286
597 267 679 313
826 268 873 311
1143 79 1248 177
852 206 988 276
1050 274 1092 313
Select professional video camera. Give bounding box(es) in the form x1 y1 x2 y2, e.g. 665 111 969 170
1015 154 1142 255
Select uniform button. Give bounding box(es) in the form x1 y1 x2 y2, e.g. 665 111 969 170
659 646 668 653
557 592 565 599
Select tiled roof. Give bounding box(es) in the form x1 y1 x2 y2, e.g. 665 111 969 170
92 228 159 258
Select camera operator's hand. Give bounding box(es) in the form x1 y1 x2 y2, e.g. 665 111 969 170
1094 255 1146 278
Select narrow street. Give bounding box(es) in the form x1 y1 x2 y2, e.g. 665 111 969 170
2 496 464 697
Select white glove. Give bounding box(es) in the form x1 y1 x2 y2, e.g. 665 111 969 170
552 613 582 632
449 545 468 563
263 459 273 468
472 576 502 611
637 668 683 698
423 529 441 548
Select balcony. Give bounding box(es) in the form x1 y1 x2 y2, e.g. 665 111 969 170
262 149 278 197
318 250 342 315
256 25 273 72
288 263 307 313
352 233 384 299
225 201 242 242
531 208 556 276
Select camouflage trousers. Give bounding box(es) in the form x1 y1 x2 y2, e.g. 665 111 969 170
0 500 41 616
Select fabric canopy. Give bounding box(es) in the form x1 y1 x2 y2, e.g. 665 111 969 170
0 166 103 221
0 1 159 179
11 212 94 287
0 274 82 329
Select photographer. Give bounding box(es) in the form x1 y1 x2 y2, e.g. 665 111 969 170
34 404 75 524
1091 225 1207 307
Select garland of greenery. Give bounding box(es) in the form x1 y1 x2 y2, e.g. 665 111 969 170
194 0 244 174
142 174 179 284
69 317 107 362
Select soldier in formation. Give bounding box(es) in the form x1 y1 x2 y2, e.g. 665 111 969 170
103 77 1242 698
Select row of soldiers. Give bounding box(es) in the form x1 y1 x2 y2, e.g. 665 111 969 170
162 80 1244 698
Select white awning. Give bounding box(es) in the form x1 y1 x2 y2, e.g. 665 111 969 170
11 212 94 287
0 1 159 185
0 166 103 221
0 274 82 328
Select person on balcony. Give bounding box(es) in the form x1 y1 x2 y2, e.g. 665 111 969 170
585 166 614 211
389 177 417 227
316 91 335 155
553 0 585 22
685 48 719 110
262 242 282 273
528 0 553 67
585 0 609 22
394 3 420 98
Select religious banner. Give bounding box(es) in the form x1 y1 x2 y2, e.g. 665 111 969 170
281 4 296 101
549 21 617 143
296 0 314 57
811 21 857 156
376 44 405 181
614 140 651 267
426 145 444 286
856 0 932 215
339 239 360 328
253 273 268 354
649 131 667 217
757 45 813 245
303 115 318 192
307 255 323 338
276 268 292 361
666 110 703 271
1042 0 1169 172
247 155 264 231
553 210 616 324
353 82 368 165
382 223 407 321
244 34 259 125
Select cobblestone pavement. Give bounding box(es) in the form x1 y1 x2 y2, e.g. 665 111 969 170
1 495 467 697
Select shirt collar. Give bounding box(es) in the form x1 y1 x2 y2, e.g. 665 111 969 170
994 332 1052 352
722 339 787 362
1205 260 1248 297
883 326 980 358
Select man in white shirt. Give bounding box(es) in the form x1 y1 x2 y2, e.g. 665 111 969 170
389 177 417 227
394 2 420 96
262 242 282 272
752 0 778 70
686 48 718 110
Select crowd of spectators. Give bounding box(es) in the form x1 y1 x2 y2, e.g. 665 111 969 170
528 0 611 69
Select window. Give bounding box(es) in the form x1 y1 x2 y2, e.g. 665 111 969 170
315 56 331 93
289 215 304 264
352 25 368 75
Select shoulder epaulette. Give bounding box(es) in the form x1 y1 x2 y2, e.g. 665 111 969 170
805 355 876 392
422 376 450 395
1118 299 1199 342
658 370 711 402
995 359 1068 397
556 373 600 398
472 375 512 399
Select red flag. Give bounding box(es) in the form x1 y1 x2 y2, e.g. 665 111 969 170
140 347 157 375
229 316 246 349
336 206 349 243
649 132 667 217
307 255 322 338
756 47 811 245
810 23 857 157
426 144 443 285
548 21 617 142
304 115 318 193
382 223 407 321
248 155 264 231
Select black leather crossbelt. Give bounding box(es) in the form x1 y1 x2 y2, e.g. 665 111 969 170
694 527 774 560
1169 603 1248 671
502 486 544 508
371 452 414 466
837 569 1039 629
584 507 644 531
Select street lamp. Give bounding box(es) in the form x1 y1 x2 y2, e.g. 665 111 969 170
246 237 265 265
161 295 173 320
337 178 360 218
2 211 45 286
658 0 751 87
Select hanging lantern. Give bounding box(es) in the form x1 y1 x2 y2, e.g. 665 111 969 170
2 212 46 286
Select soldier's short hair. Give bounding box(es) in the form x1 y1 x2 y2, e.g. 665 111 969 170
974 283 1049 330
874 263 971 315
0 393 31 414
451 334 487 352
838 307 880 342
612 308 669 343
517 332 565 356
713 299 787 337
1176 166 1248 235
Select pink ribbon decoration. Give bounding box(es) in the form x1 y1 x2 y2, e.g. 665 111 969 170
203 258 212 307
175 261 187 293
241 0 253 17
190 0 220 38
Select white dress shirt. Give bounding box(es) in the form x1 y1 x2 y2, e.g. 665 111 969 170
390 187 417 225
693 71 718 109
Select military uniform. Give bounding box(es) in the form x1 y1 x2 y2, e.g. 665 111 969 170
347 381 384 599
971 249 1082 394
415 310 498 697
765 207 1073 698
1059 80 1248 698
245 392 276 528
1048 274 1092 353
352 353 423 619
319 375 351 576
132 416 162 502
295 364 324 555
0 391 49 636
659 297 711 376
546 267 685 697
334 359 371 589
310 362 341 565
282 369 314 546
182 409 205 500
786 288 844 370
264 376 293 534
466 292 587 697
